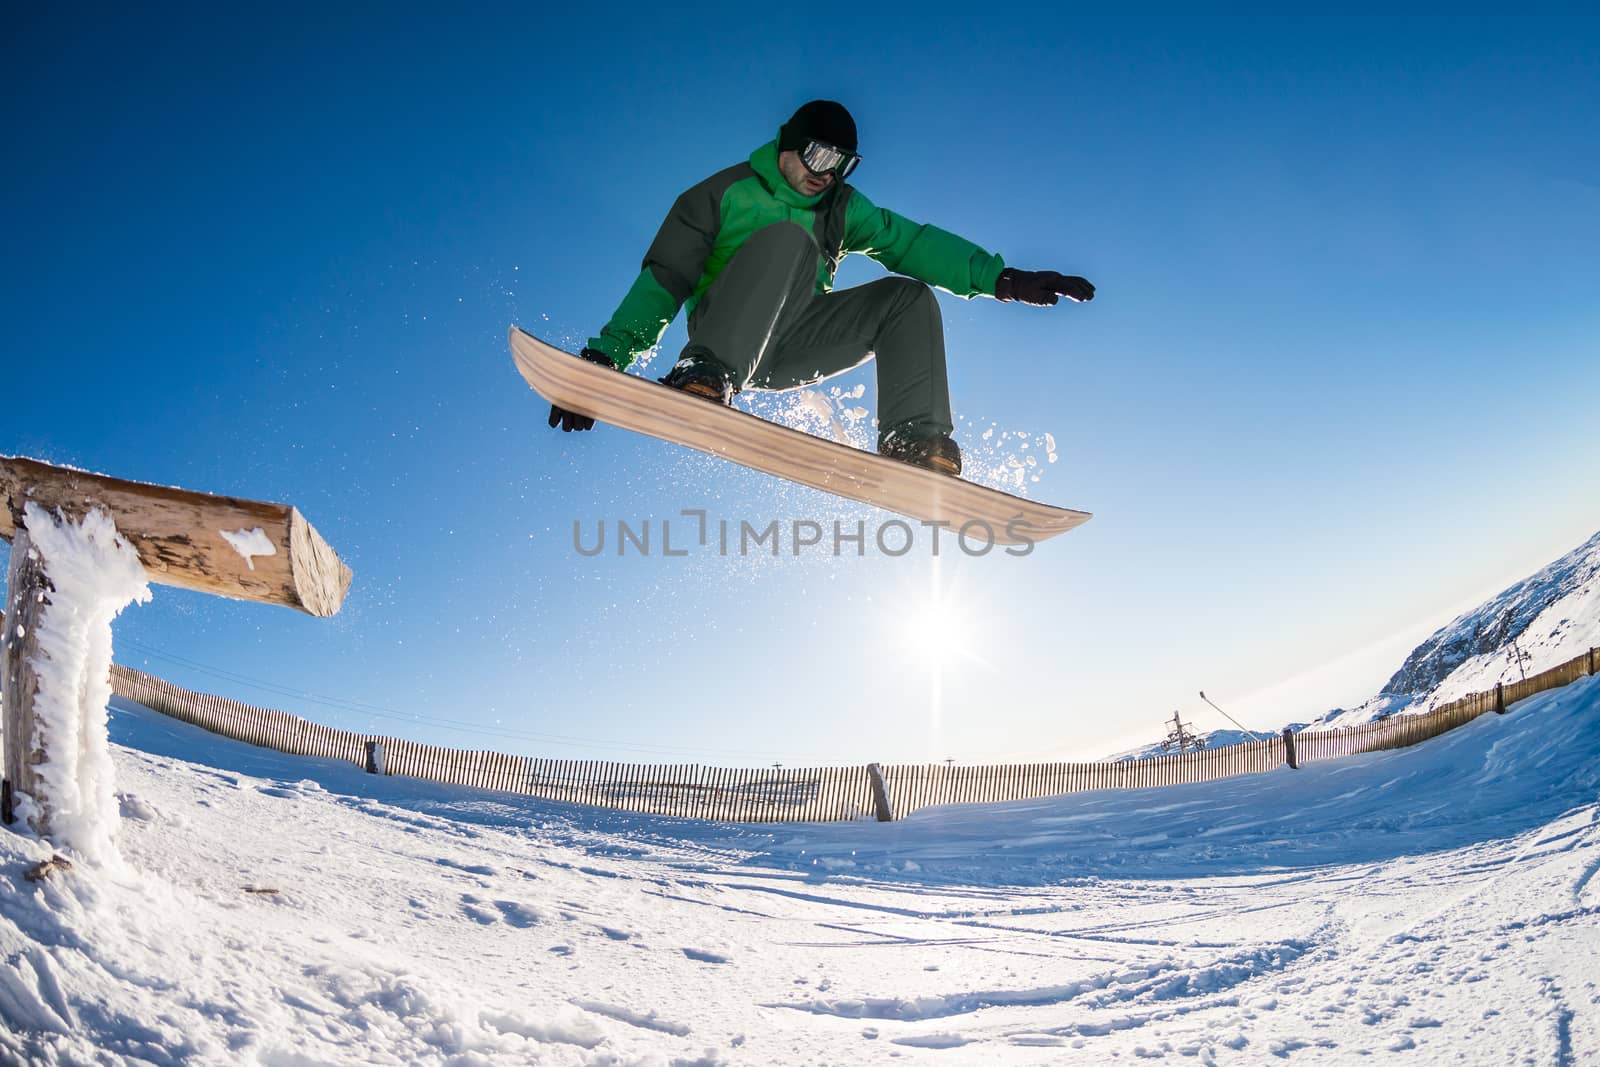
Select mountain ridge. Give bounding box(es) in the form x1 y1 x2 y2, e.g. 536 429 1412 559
1118 529 1600 759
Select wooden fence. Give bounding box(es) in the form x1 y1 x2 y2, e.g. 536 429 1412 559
87 646 1600 822
108 665 878 821
881 735 1289 820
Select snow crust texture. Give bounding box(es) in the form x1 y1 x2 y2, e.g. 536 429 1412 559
2 677 1598 1065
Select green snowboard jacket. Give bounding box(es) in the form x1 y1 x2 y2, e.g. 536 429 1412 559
587 139 1008 370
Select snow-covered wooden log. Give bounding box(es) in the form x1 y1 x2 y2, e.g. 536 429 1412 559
1 456 350 846
0 456 351 617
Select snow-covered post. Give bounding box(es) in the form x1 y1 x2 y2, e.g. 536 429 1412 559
1 455 351 855
1 525 48 826
2 506 150 850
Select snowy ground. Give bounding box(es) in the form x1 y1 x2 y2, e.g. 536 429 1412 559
3 678 1599 1065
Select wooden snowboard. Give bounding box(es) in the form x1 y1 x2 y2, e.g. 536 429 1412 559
510 327 1091 545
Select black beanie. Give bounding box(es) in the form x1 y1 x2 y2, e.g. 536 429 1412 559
778 100 857 154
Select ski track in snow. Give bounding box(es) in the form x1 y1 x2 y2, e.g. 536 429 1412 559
1 681 1599 1064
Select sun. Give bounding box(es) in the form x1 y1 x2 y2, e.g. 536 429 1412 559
888 562 990 672
878 559 997 761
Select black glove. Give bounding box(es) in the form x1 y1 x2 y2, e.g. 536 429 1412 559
547 347 617 432
994 268 1095 306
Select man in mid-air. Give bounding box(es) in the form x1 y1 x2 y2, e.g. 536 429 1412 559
550 100 1095 477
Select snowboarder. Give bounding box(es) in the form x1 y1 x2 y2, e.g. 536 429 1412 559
547 100 1095 477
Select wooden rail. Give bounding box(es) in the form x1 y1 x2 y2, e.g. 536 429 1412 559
0 456 351 617
90 645 1598 823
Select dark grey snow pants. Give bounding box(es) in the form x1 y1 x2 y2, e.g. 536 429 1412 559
684 222 952 440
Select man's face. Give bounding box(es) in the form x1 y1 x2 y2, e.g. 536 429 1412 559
777 149 834 197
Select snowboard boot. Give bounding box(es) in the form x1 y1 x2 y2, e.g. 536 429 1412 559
879 428 962 477
659 353 737 406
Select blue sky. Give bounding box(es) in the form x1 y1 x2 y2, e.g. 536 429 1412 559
5 11 1598 765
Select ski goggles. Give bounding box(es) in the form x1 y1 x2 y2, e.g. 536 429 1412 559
799 139 860 180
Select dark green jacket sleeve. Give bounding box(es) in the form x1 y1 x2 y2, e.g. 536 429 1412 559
588 176 724 369
841 189 1006 299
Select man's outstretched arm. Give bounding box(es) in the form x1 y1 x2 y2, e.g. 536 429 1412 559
842 189 1006 298
842 189 1093 304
